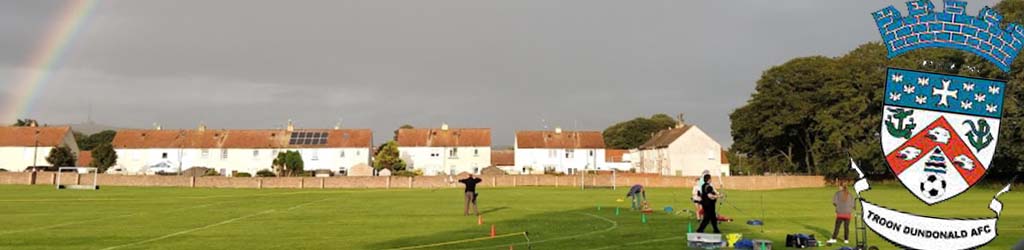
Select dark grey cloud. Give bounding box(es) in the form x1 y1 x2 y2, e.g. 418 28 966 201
0 0 1001 146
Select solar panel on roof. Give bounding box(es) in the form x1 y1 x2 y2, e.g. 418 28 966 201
289 131 328 145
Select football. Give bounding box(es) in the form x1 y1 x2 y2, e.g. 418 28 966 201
919 173 947 199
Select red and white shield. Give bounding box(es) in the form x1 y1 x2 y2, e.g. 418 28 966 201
881 68 1004 205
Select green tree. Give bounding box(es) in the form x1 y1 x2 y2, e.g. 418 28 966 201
602 114 678 149
46 146 76 167
373 141 406 171
77 130 117 151
89 143 118 173
273 151 304 176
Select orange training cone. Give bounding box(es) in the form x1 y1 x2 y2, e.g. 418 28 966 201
478 215 483 225
490 224 496 238
509 245 514 250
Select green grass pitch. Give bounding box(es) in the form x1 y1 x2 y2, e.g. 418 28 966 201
0 184 1021 249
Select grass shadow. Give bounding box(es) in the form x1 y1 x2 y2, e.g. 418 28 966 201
479 206 508 215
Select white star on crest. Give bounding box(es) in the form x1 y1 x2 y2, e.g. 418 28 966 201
961 100 973 110
892 74 904 83
903 85 915 94
989 86 1001 95
986 104 998 113
963 82 975 91
917 77 930 86
975 93 987 102
915 95 928 104
889 92 902 101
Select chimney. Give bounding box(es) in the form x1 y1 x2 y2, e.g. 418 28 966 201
441 123 449 131
286 119 295 132
198 122 207 132
154 122 162 131
334 122 341 130
554 127 562 134
676 113 686 128
28 120 38 127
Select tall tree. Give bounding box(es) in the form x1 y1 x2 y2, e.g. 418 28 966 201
272 151 304 176
373 140 406 171
602 114 679 149
77 130 117 151
46 146 76 167
89 143 118 173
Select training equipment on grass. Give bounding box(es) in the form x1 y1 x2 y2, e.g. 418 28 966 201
581 169 616 190
614 207 620 216
641 213 647 224
490 224 496 238
56 167 99 190
663 206 673 213
615 198 624 203
478 215 483 225
687 233 723 249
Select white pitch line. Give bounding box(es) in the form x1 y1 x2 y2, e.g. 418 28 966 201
456 212 619 250
589 236 684 250
0 200 229 236
99 209 277 250
98 196 337 250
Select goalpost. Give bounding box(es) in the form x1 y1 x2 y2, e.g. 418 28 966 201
581 169 617 190
56 167 100 190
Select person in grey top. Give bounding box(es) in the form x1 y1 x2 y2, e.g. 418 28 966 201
828 184 856 244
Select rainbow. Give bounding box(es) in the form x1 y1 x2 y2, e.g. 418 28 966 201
2 0 98 124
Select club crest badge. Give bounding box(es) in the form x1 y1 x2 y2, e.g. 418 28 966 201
881 68 1004 204
851 1 1018 249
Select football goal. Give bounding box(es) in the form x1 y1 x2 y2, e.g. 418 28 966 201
581 169 617 190
56 167 100 190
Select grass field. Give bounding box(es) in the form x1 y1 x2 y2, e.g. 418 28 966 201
0 184 1021 249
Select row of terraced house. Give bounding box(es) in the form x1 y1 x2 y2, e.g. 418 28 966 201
0 121 730 177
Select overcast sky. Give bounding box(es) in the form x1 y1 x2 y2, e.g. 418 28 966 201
0 0 1000 146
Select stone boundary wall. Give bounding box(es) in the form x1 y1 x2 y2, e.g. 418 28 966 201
0 172 825 190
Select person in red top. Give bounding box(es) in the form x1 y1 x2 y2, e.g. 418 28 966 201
458 174 483 216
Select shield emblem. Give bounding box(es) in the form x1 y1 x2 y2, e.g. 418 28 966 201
881 68 1004 205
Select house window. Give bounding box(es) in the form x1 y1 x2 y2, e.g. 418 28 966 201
449 148 458 159
356 150 360 156
589 150 594 156
162 152 168 159
220 149 228 159
201 149 209 159
430 153 438 157
566 149 574 159
473 167 479 174
474 149 479 157
549 150 557 158
253 150 259 158
271 149 279 157
340 150 346 158
312 150 319 161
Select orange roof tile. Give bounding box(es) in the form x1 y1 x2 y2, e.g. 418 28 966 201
515 130 605 149
0 126 71 147
77 151 93 166
113 129 372 149
638 125 692 150
605 149 629 162
396 128 490 147
491 150 514 166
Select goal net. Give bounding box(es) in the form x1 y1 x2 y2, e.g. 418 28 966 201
56 167 100 190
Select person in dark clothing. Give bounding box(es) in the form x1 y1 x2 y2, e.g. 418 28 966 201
696 174 721 233
625 184 646 210
458 174 483 216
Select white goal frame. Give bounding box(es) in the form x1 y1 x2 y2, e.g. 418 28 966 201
56 167 100 190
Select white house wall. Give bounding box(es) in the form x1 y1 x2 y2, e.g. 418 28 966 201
399 146 490 176
0 146 56 171
115 147 370 176
513 148 605 175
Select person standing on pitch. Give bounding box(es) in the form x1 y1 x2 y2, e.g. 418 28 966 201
692 170 710 220
828 183 855 245
458 174 483 216
696 174 720 233
625 184 646 210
